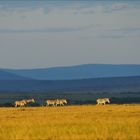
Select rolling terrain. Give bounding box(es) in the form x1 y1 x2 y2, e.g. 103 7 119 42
0 76 140 105
0 70 30 80
0 64 140 105
3 64 140 80
0 76 140 92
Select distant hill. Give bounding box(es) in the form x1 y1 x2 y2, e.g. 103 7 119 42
3 64 140 80
0 76 140 92
0 70 30 80
0 64 140 104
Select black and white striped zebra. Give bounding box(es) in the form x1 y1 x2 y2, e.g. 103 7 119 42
97 98 110 105
15 100 26 107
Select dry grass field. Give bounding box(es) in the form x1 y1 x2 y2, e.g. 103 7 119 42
0 104 140 140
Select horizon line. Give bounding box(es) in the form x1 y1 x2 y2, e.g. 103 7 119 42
1 63 140 70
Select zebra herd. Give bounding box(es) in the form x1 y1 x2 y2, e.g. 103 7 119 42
14 98 110 107
14 99 68 107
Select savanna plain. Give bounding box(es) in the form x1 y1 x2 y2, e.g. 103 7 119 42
0 104 140 140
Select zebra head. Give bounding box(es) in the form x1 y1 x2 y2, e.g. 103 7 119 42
63 99 67 104
31 98 35 103
106 98 110 103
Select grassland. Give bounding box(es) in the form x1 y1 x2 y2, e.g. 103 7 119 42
0 104 140 140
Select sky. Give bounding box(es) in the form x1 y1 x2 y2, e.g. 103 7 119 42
0 0 140 68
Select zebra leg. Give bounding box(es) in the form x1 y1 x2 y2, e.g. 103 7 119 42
98 102 100 105
46 103 49 106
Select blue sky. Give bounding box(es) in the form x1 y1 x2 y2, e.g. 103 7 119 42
0 0 140 68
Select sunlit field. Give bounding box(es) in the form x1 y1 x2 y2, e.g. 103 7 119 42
0 104 140 140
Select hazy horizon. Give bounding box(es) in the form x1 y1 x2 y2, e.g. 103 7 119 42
1 63 140 70
0 0 140 68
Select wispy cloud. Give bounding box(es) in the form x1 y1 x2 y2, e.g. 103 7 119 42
108 27 140 33
99 34 126 39
1 1 138 17
102 3 130 13
97 26 140 39
105 27 140 38
73 2 140 15
0 24 94 33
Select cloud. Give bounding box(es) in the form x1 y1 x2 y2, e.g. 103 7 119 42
104 3 130 12
109 27 140 33
99 27 140 39
107 27 140 37
0 24 94 33
102 3 140 13
99 34 126 39
73 2 140 15
0 1 137 17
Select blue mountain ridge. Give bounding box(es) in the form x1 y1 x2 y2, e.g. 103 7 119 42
3 64 140 80
0 69 31 80
0 76 140 92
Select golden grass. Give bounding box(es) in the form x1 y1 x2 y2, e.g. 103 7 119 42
0 104 140 140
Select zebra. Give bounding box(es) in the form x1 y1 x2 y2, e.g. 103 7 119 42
97 98 110 105
55 99 67 106
46 100 58 106
24 99 35 104
15 99 35 107
15 100 27 107
22 98 35 106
